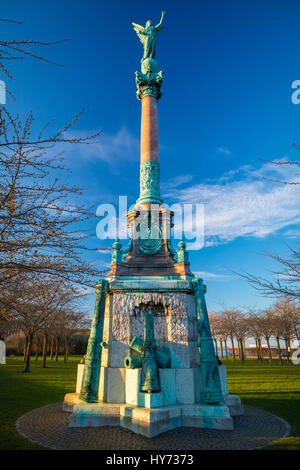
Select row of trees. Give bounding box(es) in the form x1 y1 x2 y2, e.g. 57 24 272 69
209 296 300 363
5 326 89 360
0 276 91 371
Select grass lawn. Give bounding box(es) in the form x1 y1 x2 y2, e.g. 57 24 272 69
223 358 300 450
0 356 299 450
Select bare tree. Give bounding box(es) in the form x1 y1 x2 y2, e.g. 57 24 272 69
1 274 88 371
209 313 230 360
272 296 300 362
218 309 244 360
239 244 300 300
0 108 108 303
261 154 299 185
254 309 276 364
0 21 110 326
208 312 219 355
247 312 264 361
240 148 299 299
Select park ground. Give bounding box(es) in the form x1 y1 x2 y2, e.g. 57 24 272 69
0 357 299 450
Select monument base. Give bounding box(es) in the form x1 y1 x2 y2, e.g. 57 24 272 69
225 394 244 416
63 361 243 437
64 394 234 437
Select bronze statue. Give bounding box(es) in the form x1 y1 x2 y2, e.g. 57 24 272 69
132 11 165 62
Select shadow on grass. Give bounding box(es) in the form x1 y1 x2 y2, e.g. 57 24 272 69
0 357 299 450
0 357 79 450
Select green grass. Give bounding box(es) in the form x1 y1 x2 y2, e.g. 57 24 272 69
0 356 79 450
223 358 300 450
0 357 299 450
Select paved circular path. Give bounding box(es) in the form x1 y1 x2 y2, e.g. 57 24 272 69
16 403 290 450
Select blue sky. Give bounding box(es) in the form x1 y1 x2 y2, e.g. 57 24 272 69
2 0 300 312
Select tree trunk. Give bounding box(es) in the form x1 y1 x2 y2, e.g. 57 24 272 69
22 333 33 373
237 342 241 359
64 338 68 363
213 338 218 354
240 339 245 362
276 336 283 364
224 339 228 359
255 338 261 360
23 336 28 362
285 338 290 362
266 337 272 364
41 333 48 368
55 338 59 362
50 337 54 360
258 338 263 361
34 336 39 361
230 336 236 360
219 339 223 359
242 339 246 360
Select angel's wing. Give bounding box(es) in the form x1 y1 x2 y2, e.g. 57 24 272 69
132 22 146 45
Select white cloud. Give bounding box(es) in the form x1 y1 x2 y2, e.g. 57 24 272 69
282 228 300 239
164 160 300 246
161 174 194 190
193 271 232 281
74 286 94 297
217 147 232 155
63 127 139 165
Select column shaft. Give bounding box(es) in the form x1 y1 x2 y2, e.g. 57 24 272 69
140 95 159 162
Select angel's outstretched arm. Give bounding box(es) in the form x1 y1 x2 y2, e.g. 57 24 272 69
155 11 165 30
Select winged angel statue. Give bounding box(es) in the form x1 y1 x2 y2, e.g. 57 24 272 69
132 11 165 61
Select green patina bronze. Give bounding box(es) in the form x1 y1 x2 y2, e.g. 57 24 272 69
192 278 224 405
135 69 163 101
123 223 133 257
132 11 165 61
124 354 143 369
79 280 108 402
136 161 163 205
111 238 123 263
138 212 163 255
123 310 162 392
133 12 165 101
124 333 170 370
140 312 161 393
177 237 189 263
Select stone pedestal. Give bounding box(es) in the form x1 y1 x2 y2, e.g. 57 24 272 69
65 276 243 436
64 362 242 437
65 394 233 437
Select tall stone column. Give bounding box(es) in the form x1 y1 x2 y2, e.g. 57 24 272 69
140 95 159 163
79 280 108 402
135 59 163 206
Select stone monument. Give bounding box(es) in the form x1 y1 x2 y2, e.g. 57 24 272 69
63 12 243 437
